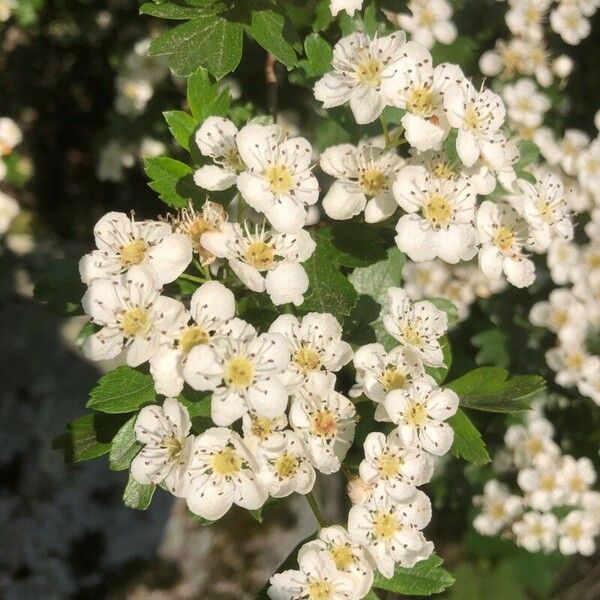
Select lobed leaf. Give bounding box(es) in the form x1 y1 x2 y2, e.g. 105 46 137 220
109 415 142 471
449 408 491 465
248 8 298 68
144 156 194 208
87 366 156 414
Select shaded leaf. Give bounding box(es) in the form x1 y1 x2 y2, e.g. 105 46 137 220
449 408 491 465
249 8 298 68
87 366 156 414
109 415 141 471
34 257 85 316
123 474 155 510
163 109 197 150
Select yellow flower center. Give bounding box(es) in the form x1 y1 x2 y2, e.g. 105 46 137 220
378 452 403 478
224 356 255 389
566 352 584 371
308 581 333 600
524 6 540 25
539 474 556 491
358 168 387 196
356 57 383 86
330 544 354 570
226 147 245 172
164 437 183 460
494 226 516 254
527 437 544 456
275 453 299 478
312 410 337 438
407 85 435 117
403 325 424 347
184 216 217 259
0 141 12 156
586 253 600 269
570 475 585 493
419 8 435 26
250 415 276 440
294 344 322 374
179 325 210 354
211 448 242 476
431 162 455 180
380 367 408 392
373 511 400 541
265 163 294 194
244 240 275 270
489 502 506 520
120 307 152 337
567 523 582 540
531 523 546 537
120 239 147 267
551 310 568 329
405 401 428 427
465 105 482 131
423 194 453 227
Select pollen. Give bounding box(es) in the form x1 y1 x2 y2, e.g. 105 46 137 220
120 239 147 267
311 410 337 438
179 325 210 354
211 448 242 476
224 356 255 389
356 57 383 86
404 401 428 427
464 105 482 131
402 325 424 348
380 367 408 392
373 511 400 541
250 415 276 440
245 240 275 270
294 344 322 374
308 580 333 600
423 194 453 227
265 163 294 194
494 226 516 254
330 544 354 570
358 168 387 196
377 452 403 478
164 437 183 460
406 85 435 117
275 453 299 478
120 307 152 337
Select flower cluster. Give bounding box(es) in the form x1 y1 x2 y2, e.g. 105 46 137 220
474 413 600 556
313 31 574 288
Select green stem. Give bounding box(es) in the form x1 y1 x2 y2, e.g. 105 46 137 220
237 194 246 224
202 264 212 280
341 464 355 481
179 272 206 284
380 115 391 148
305 491 326 528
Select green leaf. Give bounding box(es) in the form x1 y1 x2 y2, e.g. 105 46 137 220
449 408 491 465
516 139 539 169
373 554 454 595
363 591 381 600
177 388 212 419
34 257 85 316
123 474 155 510
426 297 459 328
109 415 141 471
87 366 156 414
472 328 509 368
316 224 387 268
425 335 452 384
163 110 197 150
187 67 231 124
299 32 332 77
446 367 545 412
299 237 359 321
149 16 243 79
248 8 298 68
144 156 193 208
52 413 130 463
76 321 95 346
139 2 220 20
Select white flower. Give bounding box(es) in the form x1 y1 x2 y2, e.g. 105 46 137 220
518 463 565 511
79 212 193 285
0 117 22 155
476 200 535 288
268 547 355 600
289 372 356 474
236 123 318 233
194 117 245 191
558 510 597 556
393 165 478 263
131 398 193 497
381 42 463 151
269 313 352 392
529 289 585 337
560 129 590 176
384 376 458 455
473 480 522 536
320 141 404 222
577 137 600 194
139 136 166 159
444 80 506 169
353 343 426 406
382 287 448 367
348 490 433 578
552 54 574 78
330 0 364 16
314 31 406 125
387 0 457 49
299 526 375 598
517 173 573 252
347 476 375 506
242 412 289 449
504 418 560 469
559 456 597 505
183 319 290 426
502 78 550 128
513 511 558 553
201 220 314 305
359 431 434 500
545 329 590 388
96 140 135 182
505 0 551 42
149 281 235 397
82 265 187 366
186 427 267 520
402 260 451 301
114 75 154 115
172 200 227 265
577 356 600 406
550 4 591 45
0 190 19 235
547 238 578 285
0 0 16 22
256 430 316 498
